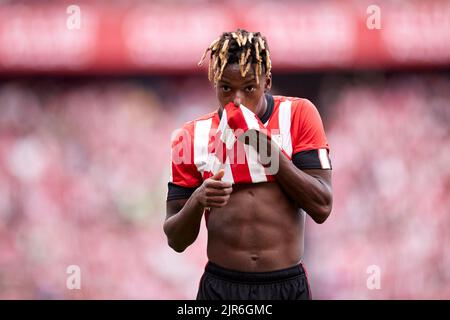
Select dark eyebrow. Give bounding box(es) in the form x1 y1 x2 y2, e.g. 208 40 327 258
218 78 257 86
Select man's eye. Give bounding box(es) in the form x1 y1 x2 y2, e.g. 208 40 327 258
245 86 256 92
221 86 231 92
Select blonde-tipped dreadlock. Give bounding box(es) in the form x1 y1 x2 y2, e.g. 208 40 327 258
198 29 272 86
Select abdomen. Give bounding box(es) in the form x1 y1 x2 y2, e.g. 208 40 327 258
206 182 305 272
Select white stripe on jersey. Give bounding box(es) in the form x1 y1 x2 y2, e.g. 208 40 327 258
194 118 212 173
169 128 181 183
222 157 234 184
219 109 236 150
243 143 268 183
206 154 222 174
169 134 173 182
241 104 269 182
278 100 293 157
240 104 261 130
318 148 331 169
213 109 235 183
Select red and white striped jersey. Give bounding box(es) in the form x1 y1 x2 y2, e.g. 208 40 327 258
169 95 331 188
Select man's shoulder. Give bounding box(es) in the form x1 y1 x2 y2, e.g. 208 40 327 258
180 111 218 131
192 111 218 123
272 95 311 111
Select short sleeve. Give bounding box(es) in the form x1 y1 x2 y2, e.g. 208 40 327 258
168 125 203 200
291 99 332 170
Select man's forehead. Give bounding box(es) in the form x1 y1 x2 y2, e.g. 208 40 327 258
220 64 258 84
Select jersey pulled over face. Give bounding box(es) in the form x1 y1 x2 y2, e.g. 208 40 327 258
168 91 332 200
216 63 270 116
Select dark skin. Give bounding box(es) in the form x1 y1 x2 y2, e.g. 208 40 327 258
164 63 332 272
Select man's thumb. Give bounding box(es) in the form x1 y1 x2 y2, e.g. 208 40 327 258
211 169 224 181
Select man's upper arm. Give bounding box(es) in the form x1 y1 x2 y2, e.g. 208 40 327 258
170 124 203 188
166 123 202 220
291 99 332 171
167 182 198 201
301 169 332 191
291 98 332 191
166 182 199 219
166 198 189 220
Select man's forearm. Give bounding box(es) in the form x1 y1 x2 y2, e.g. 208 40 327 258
164 190 205 252
275 146 332 223
276 151 332 222
242 130 332 223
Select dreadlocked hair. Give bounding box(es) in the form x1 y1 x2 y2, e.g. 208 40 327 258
198 29 272 86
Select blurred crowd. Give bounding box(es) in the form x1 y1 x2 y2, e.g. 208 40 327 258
0 73 449 299
0 78 214 299
307 74 450 299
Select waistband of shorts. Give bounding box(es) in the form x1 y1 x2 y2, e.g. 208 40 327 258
205 261 305 283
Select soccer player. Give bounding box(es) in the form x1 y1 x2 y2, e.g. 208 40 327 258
164 29 332 300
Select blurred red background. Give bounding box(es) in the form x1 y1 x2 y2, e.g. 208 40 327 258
0 0 449 299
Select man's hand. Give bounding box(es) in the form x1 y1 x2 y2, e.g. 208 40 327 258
194 169 233 208
239 129 279 157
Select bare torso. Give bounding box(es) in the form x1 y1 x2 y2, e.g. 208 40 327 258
206 181 305 272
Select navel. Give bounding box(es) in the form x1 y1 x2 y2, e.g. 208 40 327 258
250 254 259 261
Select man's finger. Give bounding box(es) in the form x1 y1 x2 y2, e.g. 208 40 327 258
205 187 233 196
206 179 232 189
207 195 230 203
211 169 224 181
207 200 230 208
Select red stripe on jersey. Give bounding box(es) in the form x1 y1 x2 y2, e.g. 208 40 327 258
170 96 330 188
229 139 253 183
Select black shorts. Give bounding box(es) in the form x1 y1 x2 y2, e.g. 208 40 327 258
196 261 312 300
